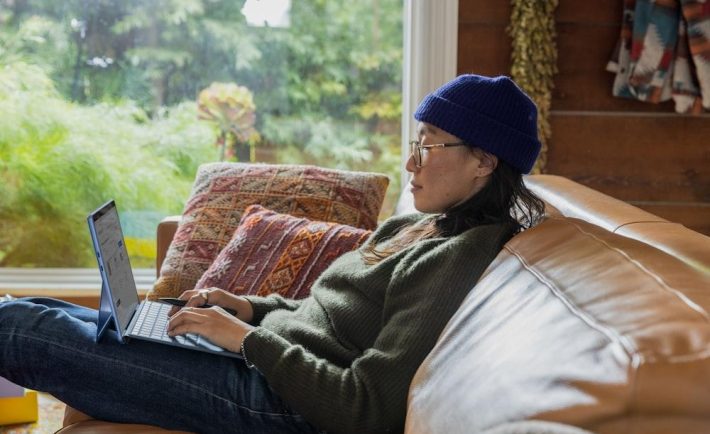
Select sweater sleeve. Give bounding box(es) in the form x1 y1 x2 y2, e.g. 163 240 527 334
242 294 304 325
242 222 514 434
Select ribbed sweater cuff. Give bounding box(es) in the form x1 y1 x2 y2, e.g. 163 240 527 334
241 326 291 377
242 296 281 325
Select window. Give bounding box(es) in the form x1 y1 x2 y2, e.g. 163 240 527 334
0 0 404 276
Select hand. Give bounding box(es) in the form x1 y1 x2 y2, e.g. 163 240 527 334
167 304 254 353
167 288 254 323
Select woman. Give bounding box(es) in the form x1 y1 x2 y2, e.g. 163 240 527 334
0 74 544 434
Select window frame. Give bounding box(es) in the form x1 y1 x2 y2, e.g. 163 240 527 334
401 0 459 188
0 1 459 293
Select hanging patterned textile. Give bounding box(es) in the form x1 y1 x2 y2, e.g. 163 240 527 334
607 0 710 113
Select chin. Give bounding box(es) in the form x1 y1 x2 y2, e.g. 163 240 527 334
414 202 441 214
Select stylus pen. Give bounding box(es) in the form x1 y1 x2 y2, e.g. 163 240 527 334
158 297 238 316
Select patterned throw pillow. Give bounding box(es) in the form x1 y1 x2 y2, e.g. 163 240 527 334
150 163 388 298
195 205 372 299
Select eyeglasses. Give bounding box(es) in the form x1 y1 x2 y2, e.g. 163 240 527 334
408 140 467 168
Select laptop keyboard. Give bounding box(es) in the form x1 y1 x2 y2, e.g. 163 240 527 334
132 301 195 345
127 300 239 357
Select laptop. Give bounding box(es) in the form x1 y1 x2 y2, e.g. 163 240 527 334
87 200 242 359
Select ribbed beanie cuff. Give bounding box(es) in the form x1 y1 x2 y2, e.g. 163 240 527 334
414 75 541 174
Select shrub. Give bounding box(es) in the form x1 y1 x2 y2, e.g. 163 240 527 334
0 63 216 267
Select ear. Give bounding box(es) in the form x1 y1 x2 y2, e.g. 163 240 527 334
476 152 498 177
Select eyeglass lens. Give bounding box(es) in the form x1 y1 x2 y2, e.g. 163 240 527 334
409 140 421 166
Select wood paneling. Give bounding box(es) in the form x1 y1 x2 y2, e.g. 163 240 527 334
556 0 623 24
458 0 710 235
59 295 99 309
458 24 510 76
633 203 710 235
458 1 509 23
554 23 676 111
547 113 710 202
459 1 623 26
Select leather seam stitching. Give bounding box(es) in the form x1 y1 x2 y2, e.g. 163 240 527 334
502 244 639 357
568 220 710 324
503 241 641 416
613 220 675 233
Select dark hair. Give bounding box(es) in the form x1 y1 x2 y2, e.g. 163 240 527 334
361 158 545 264
435 159 545 236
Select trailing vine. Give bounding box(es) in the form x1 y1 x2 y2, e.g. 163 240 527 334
508 0 558 174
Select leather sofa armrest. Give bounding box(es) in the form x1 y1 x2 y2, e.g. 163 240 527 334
156 216 180 275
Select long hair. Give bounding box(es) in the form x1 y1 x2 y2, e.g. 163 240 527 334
360 158 545 265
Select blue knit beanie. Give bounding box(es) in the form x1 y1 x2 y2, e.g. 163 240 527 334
414 74 541 174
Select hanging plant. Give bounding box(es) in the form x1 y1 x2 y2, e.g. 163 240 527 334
508 0 558 174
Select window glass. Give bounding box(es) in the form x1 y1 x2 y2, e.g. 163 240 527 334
0 0 403 269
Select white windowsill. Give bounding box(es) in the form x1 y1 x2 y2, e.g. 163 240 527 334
0 268 156 296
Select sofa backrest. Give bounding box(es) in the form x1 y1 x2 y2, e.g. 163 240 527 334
404 175 710 434
525 175 709 273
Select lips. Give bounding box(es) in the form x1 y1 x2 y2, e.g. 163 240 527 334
410 182 422 192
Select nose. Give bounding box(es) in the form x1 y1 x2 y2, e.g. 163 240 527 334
405 151 417 173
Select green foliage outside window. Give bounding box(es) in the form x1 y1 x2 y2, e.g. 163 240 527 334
0 63 215 267
0 0 403 268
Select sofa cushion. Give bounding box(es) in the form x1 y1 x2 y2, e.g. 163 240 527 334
150 163 388 298
194 205 371 299
405 217 710 434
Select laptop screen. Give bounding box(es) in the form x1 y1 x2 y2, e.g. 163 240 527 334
88 201 140 332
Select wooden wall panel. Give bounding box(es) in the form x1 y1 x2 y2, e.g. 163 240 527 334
554 23 675 112
458 0 710 235
634 204 710 236
548 114 710 202
458 1 509 76
458 24 509 76
556 1 621 23
458 1 508 23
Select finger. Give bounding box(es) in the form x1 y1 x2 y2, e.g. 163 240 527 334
168 308 206 329
178 290 198 301
167 323 205 337
170 306 208 321
168 309 213 336
209 305 233 318
185 294 203 308
167 303 197 317
167 290 197 317
205 287 221 304
186 289 211 308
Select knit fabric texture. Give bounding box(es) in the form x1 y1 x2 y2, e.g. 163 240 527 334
414 74 541 173
241 213 515 434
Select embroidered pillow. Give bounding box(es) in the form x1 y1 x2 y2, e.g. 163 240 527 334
195 205 371 299
150 163 388 298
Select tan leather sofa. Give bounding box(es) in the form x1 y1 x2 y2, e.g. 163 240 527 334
59 174 710 433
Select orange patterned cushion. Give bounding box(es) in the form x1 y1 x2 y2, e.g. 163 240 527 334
195 205 371 298
150 163 388 298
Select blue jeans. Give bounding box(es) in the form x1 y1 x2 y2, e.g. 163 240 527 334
0 298 321 434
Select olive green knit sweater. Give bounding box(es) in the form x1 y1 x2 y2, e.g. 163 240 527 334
243 213 514 434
